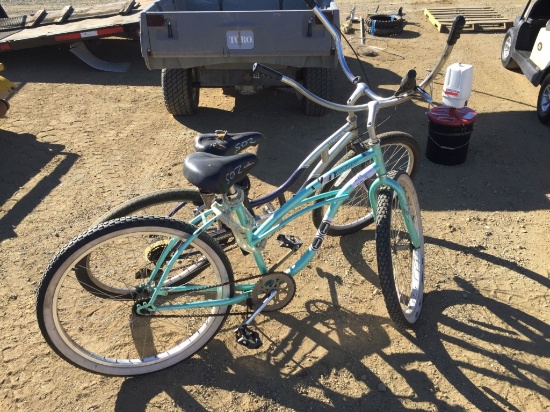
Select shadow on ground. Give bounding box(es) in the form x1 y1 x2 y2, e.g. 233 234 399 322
0 130 78 241
114 274 549 411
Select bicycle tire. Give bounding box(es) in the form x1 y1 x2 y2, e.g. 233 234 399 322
37 216 234 376
375 171 424 329
94 188 203 225
311 131 420 236
94 188 234 245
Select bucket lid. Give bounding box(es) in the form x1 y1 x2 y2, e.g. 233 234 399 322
428 105 477 126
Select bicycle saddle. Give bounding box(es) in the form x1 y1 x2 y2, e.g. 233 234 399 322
183 152 258 194
194 131 265 156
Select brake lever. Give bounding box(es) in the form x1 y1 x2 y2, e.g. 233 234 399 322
415 86 433 104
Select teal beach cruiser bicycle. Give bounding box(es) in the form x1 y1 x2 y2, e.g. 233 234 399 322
36 2 465 376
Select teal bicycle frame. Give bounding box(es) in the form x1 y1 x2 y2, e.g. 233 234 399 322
135 136 421 315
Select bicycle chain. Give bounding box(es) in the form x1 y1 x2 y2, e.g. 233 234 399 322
142 272 270 318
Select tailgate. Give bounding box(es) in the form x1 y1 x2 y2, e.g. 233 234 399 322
140 2 339 69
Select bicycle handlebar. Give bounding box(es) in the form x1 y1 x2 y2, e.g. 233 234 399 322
252 3 466 112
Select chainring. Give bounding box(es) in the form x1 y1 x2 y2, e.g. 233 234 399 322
250 272 296 312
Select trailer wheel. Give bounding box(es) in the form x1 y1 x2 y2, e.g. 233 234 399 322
302 68 333 116
161 68 199 116
537 74 550 125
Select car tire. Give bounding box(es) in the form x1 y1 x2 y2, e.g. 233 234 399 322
537 74 550 125
501 29 519 70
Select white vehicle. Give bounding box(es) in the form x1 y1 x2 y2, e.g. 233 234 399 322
501 0 550 124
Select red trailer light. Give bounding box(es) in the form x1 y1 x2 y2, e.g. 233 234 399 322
146 15 165 27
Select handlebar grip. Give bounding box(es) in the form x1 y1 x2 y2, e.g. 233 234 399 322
303 0 318 9
253 63 283 81
446 15 466 46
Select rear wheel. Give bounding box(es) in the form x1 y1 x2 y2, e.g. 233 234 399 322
94 188 233 244
36 216 234 376
537 74 550 125
312 131 420 236
94 189 203 225
162 68 200 116
501 29 519 70
375 171 424 329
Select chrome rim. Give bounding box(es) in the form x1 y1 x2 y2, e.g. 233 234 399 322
540 84 550 115
502 36 512 60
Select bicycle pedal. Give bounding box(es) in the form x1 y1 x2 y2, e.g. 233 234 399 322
234 325 262 349
276 234 303 251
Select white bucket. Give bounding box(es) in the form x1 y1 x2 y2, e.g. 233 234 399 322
442 63 474 108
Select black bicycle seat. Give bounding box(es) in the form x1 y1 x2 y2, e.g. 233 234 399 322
183 152 259 194
194 131 265 156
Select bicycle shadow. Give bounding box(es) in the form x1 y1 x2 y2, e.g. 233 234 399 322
339 228 550 409
114 300 427 411
114 271 548 411
416 276 550 410
0 130 78 241
339 229 550 290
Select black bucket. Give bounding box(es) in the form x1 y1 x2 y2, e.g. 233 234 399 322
426 106 477 166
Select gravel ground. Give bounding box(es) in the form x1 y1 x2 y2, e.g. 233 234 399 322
1 0 549 411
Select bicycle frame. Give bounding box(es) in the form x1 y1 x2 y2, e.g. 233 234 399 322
134 6 466 315
136 117 421 314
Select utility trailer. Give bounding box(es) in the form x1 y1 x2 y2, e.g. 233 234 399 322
0 1 150 72
139 0 340 116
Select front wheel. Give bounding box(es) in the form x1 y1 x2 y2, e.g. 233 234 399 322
501 29 519 70
537 74 550 125
311 131 421 236
375 171 424 329
36 216 234 376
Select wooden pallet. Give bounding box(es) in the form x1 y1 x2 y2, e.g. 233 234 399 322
424 6 512 33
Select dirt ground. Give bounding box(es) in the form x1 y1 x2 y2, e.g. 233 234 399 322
1 0 549 410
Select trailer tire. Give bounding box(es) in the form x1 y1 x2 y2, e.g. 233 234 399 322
161 68 199 116
302 67 333 116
